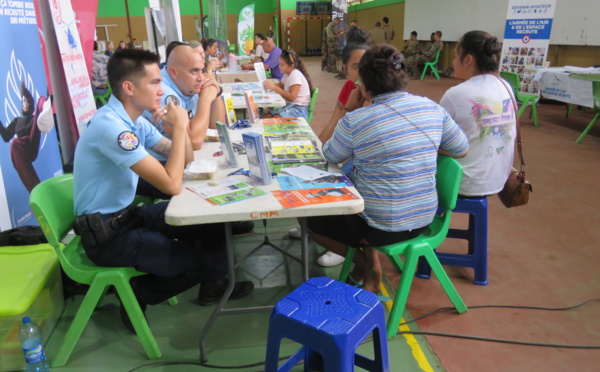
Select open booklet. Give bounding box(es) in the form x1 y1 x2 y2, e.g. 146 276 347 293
186 177 267 206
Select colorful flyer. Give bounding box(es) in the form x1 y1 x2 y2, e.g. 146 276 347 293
272 187 359 208
276 174 353 191
186 177 267 206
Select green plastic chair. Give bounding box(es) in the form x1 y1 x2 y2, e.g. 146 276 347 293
307 87 319 124
420 50 441 80
499 71 539 127
93 84 112 107
575 80 600 143
338 156 468 339
228 44 236 54
29 174 163 366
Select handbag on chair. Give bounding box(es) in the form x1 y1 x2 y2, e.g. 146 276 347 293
497 76 533 208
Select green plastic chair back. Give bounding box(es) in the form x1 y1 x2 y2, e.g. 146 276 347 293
307 87 319 124
499 71 539 126
575 80 600 143
338 156 468 339
420 50 441 80
228 44 236 53
29 174 162 366
93 84 112 107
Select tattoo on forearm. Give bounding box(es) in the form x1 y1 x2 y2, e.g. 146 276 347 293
150 137 172 158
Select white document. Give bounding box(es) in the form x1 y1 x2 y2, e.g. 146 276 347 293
282 165 336 181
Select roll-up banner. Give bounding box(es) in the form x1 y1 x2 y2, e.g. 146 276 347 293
238 4 255 55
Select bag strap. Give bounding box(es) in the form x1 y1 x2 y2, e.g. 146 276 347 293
379 101 439 152
497 76 525 169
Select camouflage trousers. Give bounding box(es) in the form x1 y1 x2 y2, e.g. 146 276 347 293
405 54 433 77
326 37 339 72
321 40 328 70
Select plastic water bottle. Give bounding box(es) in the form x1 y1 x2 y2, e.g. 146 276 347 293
228 53 237 72
18 317 50 372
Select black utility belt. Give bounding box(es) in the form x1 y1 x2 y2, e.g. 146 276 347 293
73 205 137 247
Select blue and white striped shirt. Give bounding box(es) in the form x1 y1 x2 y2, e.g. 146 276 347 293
324 91 468 232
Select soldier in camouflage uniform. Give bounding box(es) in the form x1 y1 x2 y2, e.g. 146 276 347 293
405 30 443 79
322 17 342 73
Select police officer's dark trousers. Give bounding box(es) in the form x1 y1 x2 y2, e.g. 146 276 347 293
82 201 227 305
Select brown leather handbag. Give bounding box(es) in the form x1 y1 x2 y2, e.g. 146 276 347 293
497 77 533 208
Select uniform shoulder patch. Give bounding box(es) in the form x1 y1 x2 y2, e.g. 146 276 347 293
118 131 140 151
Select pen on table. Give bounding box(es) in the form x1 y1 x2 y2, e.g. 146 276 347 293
227 168 244 176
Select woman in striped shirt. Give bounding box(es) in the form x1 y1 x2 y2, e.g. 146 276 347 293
307 45 468 294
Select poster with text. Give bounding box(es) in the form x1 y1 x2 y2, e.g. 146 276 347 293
0 0 63 230
501 0 556 94
48 0 96 132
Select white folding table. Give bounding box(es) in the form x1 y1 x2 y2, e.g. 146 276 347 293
165 121 363 362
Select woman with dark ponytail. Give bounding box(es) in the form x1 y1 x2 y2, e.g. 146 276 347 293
306 45 468 294
440 30 517 197
264 49 313 119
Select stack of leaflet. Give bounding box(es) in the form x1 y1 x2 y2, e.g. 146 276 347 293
216 121 238 167
242 132 273 185
271 165 359 208
221 92 237 126
262 117 325 166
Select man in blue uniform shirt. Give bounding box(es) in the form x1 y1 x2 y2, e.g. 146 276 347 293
144 42 224 150
73 49 254 331
142 42 254 234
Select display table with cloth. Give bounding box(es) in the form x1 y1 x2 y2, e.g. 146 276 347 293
534 66 600 108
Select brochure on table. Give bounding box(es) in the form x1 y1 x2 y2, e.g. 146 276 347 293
186 177 267 206
272 187 359 208
221 93 237 125
216 121 238 167
277 173 353 191
242 132 273 185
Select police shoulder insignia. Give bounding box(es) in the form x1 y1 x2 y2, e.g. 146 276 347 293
118 131 140 151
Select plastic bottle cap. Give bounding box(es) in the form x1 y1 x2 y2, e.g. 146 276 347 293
22 316 31 323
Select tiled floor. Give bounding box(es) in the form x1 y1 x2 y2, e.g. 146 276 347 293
41 56 600 372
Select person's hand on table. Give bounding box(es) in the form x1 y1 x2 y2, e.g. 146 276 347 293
240 63 253 70
263 80 277 91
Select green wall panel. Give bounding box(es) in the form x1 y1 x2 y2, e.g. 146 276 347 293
97 0 277 17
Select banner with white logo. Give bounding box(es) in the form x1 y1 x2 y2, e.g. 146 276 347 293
500 0 556 94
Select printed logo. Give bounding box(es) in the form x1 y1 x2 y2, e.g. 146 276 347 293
522 35 531 43
118 131 139 151
496 146 505 154
165 95 179 106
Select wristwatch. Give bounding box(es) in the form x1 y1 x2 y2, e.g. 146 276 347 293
216 85 223 97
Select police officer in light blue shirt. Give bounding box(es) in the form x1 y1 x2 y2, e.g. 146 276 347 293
73 49 254 331
142 42 224 151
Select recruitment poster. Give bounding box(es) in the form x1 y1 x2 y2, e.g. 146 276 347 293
0 0 63 230
47 0 96 133
237 4 255 55
500 0 556 94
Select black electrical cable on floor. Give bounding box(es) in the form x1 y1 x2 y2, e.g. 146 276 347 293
127 298 600 371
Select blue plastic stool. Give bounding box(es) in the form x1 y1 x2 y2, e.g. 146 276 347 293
417 197 489 285
265 277 389 372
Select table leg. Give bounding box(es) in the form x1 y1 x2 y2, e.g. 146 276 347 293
299 217 309 281
199 222 235 363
